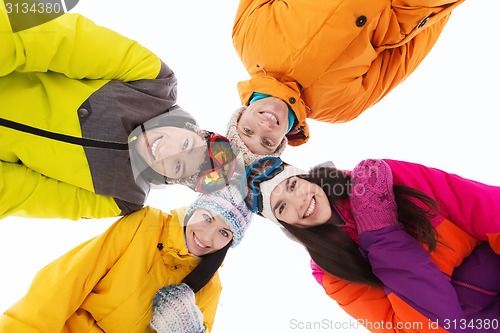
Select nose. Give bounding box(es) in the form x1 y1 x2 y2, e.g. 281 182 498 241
198 225 217 248
291 191 308 210
258 119 272 131
158 142 180 161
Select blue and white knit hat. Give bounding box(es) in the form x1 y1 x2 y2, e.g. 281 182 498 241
186 184 252 247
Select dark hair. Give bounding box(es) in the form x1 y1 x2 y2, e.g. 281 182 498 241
279 166 438 288
182 242 231 293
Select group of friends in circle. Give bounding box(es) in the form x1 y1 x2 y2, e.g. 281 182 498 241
0 0 498 332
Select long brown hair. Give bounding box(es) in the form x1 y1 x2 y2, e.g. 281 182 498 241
279 166 438 288
182 242 231 293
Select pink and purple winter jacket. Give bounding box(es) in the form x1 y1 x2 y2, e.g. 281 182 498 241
311 159 500 333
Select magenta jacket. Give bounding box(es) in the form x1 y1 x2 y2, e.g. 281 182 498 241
384 159 500 253
311 159 500 332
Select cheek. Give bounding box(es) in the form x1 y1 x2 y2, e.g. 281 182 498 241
215 235 231 250
150 161 171 177
134 138 149 160
239 107 259 129
319 197 332 220
282 210 299 226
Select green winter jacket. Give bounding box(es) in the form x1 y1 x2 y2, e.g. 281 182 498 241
0 3 175 219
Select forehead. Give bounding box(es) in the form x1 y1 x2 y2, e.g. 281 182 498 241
270 176 292 198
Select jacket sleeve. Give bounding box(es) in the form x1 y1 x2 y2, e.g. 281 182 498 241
384 159 500 251
0 210 143 332
0 160 121 220
196 271 223 333
359 224 469 333
0 1 161 80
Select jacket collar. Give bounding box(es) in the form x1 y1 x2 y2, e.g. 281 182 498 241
161 208 201 268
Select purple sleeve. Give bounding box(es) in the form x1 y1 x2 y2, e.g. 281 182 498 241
359 224 470 333
384 159 500 240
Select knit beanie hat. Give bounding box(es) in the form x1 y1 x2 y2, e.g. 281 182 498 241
186 184 252 247
244 158 306 224
226 106 287 167
150 283 204 333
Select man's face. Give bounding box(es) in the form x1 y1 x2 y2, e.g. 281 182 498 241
135 126 206 179
237 97 289 155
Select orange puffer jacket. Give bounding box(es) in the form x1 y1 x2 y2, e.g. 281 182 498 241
233 0 464 146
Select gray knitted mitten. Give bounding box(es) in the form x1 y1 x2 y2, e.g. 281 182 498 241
150 283 205 333
350 159 398 234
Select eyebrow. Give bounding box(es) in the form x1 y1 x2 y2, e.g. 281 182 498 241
284 177 291 191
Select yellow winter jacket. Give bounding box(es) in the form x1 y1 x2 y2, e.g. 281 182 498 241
0 1 163 219
233 0 464 145
0 206 222 333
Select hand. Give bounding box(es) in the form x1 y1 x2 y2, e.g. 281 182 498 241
150 283 205 333
350 159 398 234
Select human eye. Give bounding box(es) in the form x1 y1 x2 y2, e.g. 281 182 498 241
278 203 286 215
220 229 230 238
182 138 189 150
202 213 211 222
263 138 273 147
289 179 297 192
175 161 181 174
243 127 253 135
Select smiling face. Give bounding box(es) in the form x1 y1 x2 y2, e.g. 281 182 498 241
270 176 332 228
185 208 233 256
134 126 207 179
237 97 289 155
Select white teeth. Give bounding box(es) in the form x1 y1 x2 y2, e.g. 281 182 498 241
262 112 278 124
150 138 160 160
304 198 316 218
194 235 207 248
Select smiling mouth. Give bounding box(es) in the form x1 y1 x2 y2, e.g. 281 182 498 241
193 234 208 249
150 138 161 160
260 111 279 125
303 197 316 218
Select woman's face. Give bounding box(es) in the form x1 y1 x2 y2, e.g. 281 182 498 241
135 126 206 179
237 97 289 155
270 176 332 228
185 208 233 256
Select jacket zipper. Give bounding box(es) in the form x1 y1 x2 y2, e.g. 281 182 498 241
0 117 128 150
450 278 498 296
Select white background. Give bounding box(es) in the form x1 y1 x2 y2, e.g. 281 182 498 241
1 1 499 332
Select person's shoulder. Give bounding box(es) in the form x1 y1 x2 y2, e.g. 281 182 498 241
170 206 188 223
119 206 171 226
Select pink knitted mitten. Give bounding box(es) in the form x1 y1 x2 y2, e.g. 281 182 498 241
350 159 398 234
